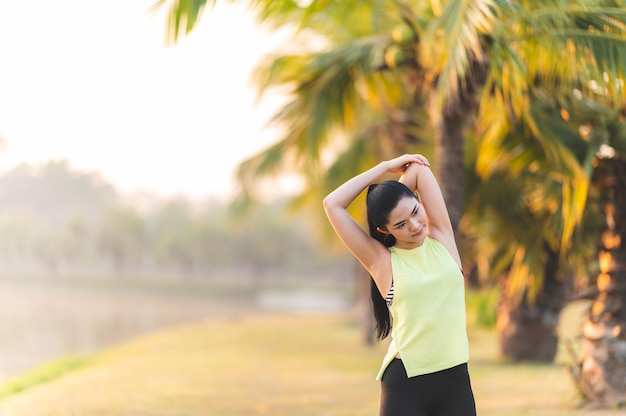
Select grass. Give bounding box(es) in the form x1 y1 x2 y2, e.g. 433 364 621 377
0 312 621 416
0 356 91 400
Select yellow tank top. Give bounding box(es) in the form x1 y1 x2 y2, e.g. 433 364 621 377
375 236 470 380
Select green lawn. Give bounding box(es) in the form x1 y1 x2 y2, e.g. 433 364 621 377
0 312 620 416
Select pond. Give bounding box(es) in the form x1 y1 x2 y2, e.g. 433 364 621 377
0 275 352 382
0 276 245 382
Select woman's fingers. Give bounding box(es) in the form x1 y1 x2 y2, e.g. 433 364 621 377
411 154 429 166
419 155 429 166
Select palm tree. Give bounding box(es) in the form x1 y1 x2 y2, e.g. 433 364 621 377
572 152 626 407
475 91 626 404
462 90 612 361
558 108 626 407
432 0 626 366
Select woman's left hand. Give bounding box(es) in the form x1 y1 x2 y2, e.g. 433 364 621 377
385 154 429 175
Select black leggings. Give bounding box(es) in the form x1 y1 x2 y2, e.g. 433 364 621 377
379 359 476 416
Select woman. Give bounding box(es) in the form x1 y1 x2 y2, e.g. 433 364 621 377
323 154 476 416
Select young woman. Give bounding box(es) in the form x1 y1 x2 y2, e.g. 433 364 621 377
323 154 476 416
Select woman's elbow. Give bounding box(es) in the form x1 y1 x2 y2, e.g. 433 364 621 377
322 195 330 209
322 195 334 217
322 191 338 210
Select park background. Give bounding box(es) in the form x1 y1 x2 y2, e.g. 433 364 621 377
0 0 625 415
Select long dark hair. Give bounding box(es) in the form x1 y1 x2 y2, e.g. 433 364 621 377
366 180 417 340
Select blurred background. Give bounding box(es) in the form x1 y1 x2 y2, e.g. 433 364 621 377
0 0 345 380
0 0 625 414
0 1 310 379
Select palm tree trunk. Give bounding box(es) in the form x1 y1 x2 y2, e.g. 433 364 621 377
497 245 569 361
570 154 626 408
429 94 469 244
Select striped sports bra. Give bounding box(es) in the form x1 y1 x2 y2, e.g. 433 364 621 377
385 281 394 307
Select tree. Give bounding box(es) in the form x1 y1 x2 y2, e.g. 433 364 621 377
0 160 117 225
462 91 609 361
572 153 626 406
483 93 626 405
149 199 199 274
410 0 626 365
0 160 118 272
97 207 145 273
564 112 626 407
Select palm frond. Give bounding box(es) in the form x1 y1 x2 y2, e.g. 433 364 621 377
465 85 620 302
495 5 626 105
296 0 396 39
152 0 307 43
249 35 396 164
150 0 213 44
422 0 496 109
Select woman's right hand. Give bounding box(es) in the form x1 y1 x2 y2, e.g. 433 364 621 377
385 154 430 175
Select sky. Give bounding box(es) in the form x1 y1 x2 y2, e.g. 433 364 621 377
0 0 289 201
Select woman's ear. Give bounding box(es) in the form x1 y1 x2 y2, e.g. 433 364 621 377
376 226 390 235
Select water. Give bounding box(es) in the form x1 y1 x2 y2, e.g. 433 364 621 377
0 276 242 382
0 276 352 382
256 289 350 313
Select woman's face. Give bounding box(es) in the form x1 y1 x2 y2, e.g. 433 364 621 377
384 196 427 249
